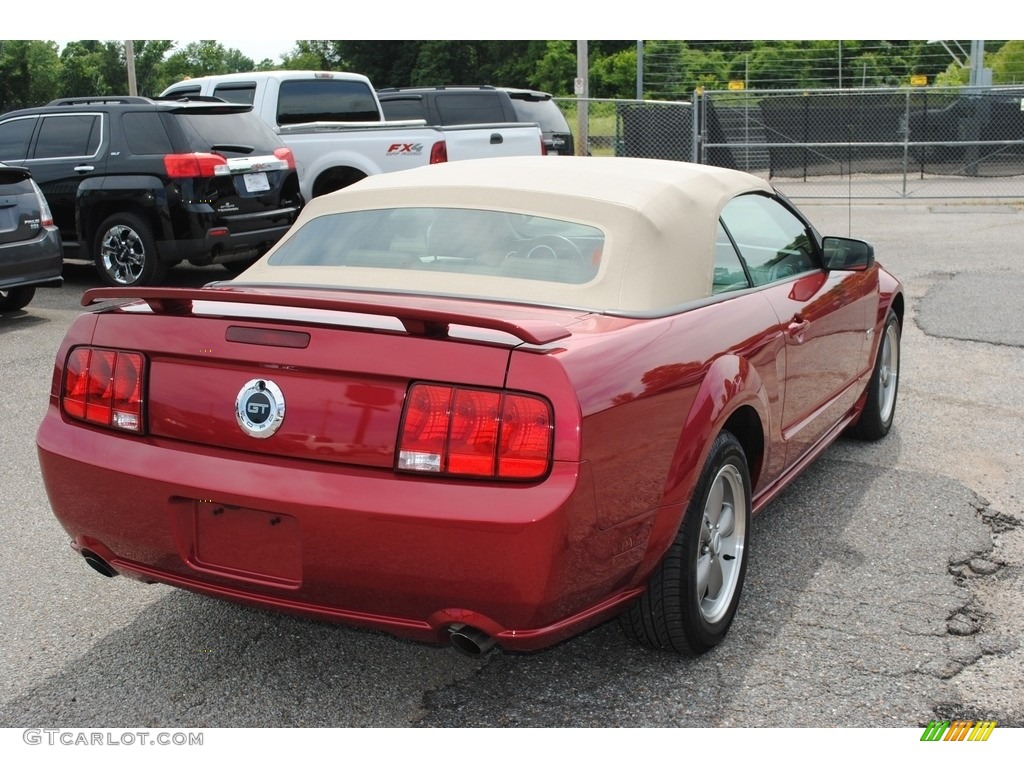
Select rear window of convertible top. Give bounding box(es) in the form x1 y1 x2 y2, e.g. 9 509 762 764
267 207 605 285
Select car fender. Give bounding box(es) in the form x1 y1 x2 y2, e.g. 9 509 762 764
876 268 903 326
850 269 904 420
859 268 904 387
639 353 770 575
76 175 172 254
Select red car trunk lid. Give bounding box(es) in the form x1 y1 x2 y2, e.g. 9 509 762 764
80 286 583 469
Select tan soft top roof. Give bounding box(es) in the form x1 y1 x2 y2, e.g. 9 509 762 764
242 156 773 313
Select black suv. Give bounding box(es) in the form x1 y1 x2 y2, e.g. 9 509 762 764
0 96 303 286
377 86 575 156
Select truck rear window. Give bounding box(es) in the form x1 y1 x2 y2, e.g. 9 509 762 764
277 80 381 124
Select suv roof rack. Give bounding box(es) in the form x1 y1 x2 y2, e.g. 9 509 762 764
377 85 497 93
46 96 153 106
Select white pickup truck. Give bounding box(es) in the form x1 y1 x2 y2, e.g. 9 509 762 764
161 71 545 200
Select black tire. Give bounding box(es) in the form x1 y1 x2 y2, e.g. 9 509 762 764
849 309 901 441
0 286 36 312
620 430 751 655
93 213 169 287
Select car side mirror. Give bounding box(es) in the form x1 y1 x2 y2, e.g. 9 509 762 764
823 236 874 271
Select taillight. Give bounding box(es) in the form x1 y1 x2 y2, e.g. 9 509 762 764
62 347 145 433
274 147 296 169
30 178 55 227
430 141 448 164
163 152 228 178
397 383 552 480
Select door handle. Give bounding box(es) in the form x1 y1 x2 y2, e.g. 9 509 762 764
489 133 504 144
73 165 94 173
787 315 810 341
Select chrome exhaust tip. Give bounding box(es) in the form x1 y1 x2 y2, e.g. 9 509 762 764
447 624 497 656
82 550 118 578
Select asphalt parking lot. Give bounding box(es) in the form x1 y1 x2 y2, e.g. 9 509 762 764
1 197 1021 732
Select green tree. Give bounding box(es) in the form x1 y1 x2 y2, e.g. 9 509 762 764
591 48 638 98
58 40 175 98
473 41 549 87
532 40 576 95
161 41 254 86
59 41 108 96
300 40 570 91
991 40 1024 84
0 39 62 111
132 41 175 95
409 41 484 84
281 40 348 71
329 41 415 86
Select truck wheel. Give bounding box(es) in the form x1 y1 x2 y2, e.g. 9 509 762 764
94 213 169 287
0 286 36 312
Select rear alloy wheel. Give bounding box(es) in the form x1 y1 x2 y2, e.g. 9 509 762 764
94 213 169 287
621 430 751 655
0 286 36 312
849 308 901 441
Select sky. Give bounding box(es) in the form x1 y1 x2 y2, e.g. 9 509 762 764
219 40 296 64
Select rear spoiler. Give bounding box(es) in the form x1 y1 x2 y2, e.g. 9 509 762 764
81 286 573 346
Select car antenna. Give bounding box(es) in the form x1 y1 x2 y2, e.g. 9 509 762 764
847 126 853 236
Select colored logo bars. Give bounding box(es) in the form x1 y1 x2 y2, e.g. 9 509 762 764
921 720 997 742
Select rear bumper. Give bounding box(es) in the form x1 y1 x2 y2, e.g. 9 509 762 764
158 204 301 265
37 406 646 651
0 227 63 290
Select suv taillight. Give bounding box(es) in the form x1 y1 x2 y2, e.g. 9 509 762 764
274 147 296 169
397 383 552 480
163 152 228 178
62 347 145 433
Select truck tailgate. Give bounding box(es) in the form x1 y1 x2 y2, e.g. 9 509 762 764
443 123 545 160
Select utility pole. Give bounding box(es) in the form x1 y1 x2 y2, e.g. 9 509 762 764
969 40 989 86
576 40 588 156
838 40 842 89
125 40 137 96
636 40 644 100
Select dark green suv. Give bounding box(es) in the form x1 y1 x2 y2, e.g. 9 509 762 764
0 97 303 286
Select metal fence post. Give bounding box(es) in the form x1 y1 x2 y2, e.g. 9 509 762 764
902 89 911 198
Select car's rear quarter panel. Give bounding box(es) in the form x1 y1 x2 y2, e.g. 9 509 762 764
510 293 787 590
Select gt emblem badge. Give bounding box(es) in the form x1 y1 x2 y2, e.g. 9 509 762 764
235 379 285 438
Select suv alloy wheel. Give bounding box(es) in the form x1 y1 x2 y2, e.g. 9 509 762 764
94 212 168 287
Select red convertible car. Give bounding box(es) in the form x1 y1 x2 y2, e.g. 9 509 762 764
37 157 902 656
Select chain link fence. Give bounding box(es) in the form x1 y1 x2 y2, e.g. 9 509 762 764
557 86 1024 199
